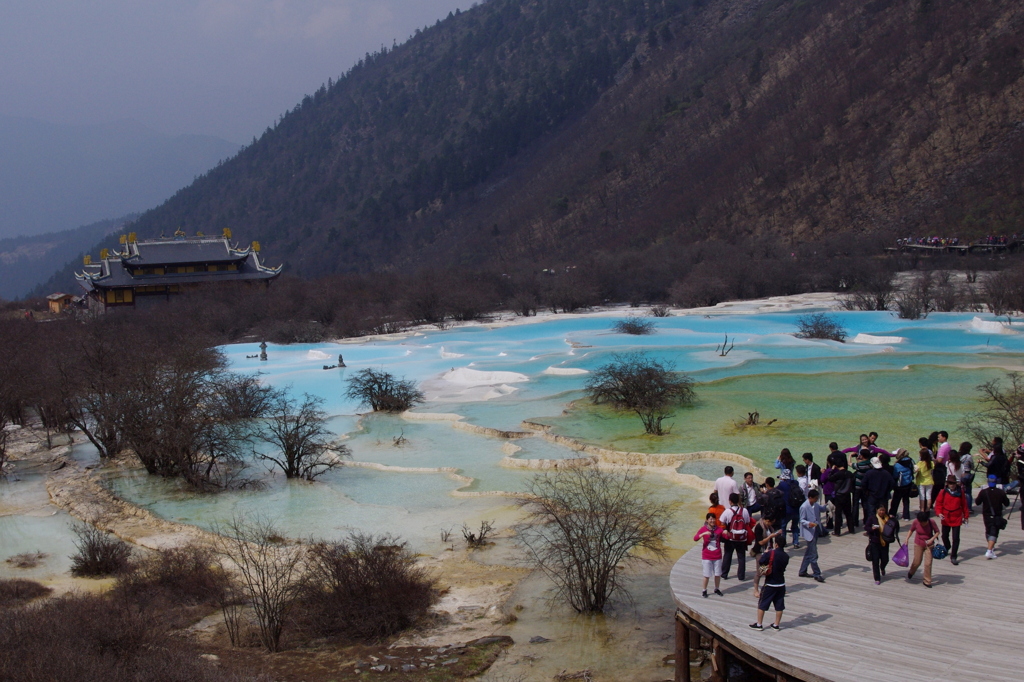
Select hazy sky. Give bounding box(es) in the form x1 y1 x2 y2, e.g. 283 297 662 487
1 1 466 143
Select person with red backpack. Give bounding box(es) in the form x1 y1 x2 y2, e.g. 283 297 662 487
720 492 751 581
934 474 969 565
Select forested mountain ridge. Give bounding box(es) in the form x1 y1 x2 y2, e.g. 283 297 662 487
115 0 1024 279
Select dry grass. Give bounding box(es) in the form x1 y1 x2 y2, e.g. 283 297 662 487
4 551 48 569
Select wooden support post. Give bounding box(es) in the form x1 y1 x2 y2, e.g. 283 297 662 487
710 638 726 682
675 616 690 682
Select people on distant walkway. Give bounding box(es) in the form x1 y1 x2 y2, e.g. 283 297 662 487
906 510 940 588
934 475 969 565
750 540 789 631
695 513 725 598
866 505 892 585
976 474 1010 559
715 466 740 514
798 489 826 582
915 448 934 513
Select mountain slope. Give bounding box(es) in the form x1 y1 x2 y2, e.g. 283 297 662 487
119 0 1024 277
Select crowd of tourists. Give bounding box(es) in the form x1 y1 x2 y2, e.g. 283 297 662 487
895 234 1019 248
692 431 1022 630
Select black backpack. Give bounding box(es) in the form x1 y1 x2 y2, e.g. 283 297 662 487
765 488 786 519
787 482 806 509
881 517 900 545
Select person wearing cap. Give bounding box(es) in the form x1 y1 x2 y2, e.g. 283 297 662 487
933 475 969 565
975 474 1010 559
862 455 894 522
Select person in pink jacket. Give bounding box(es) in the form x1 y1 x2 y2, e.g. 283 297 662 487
695 512 725 598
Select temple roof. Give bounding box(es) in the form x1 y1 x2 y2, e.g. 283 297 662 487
75 236 281 292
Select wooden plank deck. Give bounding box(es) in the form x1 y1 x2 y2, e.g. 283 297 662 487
670 513 1023 682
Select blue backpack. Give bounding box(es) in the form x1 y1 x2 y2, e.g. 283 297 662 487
895 460 913 487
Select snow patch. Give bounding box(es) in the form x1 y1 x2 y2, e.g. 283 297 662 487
442 368 529 386
542 367 589 376
306 350 331 360
851 333 905 345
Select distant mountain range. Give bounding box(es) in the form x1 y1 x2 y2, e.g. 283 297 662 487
0 216 136 300
37 0 1024 285
0 115 239 241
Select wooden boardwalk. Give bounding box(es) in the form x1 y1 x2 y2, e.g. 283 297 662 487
670 513 1023 681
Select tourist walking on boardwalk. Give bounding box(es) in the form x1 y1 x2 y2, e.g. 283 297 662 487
750 540 789 631
741 471 761 515
915 448 934 513
798 489 826 582
802 452 821 484
932 432 948 495
955 442 976 512
934 475 969 565
906 510 940 588
775 448 796 480
828 460 855 536
862 456 894 520
708 492 725 525
721 493 751 581
890 448 915 520
715 466 740 512
695 513 725 597
979 437 1010 489
853 449 873 526
976 474 1011 559
866 505 892 584
778 472 803 548
751 516 782 598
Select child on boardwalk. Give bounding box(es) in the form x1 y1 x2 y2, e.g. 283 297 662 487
694 512 725 598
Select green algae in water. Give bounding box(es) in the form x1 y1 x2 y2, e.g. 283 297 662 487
543 364 1011 474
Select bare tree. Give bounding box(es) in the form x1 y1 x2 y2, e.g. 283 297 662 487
585 352 695 435
516 466 671 613
344 368 425 412
795 312 847 341
217 515 304 652
255 393 349 480
963 372 1024 446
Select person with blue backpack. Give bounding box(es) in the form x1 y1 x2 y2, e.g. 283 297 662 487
889 448 915 520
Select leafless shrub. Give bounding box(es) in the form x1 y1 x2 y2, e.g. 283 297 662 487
70 524 132 577
5 551 48 569
216 515 304 652
795 313 848 342
114 544 231 607
254 393 349 480
586 352 695 435
0 579 52 608
439 527 454 543
648 304 671 317
0 593 250 681
344 368 425 412
612 315 655 335
516 466 670 613
462 520 496 548
296 533 437 641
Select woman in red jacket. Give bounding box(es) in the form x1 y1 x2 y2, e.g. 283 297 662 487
934 474 969 565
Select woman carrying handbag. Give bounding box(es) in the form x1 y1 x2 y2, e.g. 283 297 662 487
905 511 940 587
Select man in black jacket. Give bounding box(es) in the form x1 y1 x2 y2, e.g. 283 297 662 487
829 463 855 536
862 457 894 516
976 474 1011 559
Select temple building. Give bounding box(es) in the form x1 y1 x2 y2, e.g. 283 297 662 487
76 229 282 311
